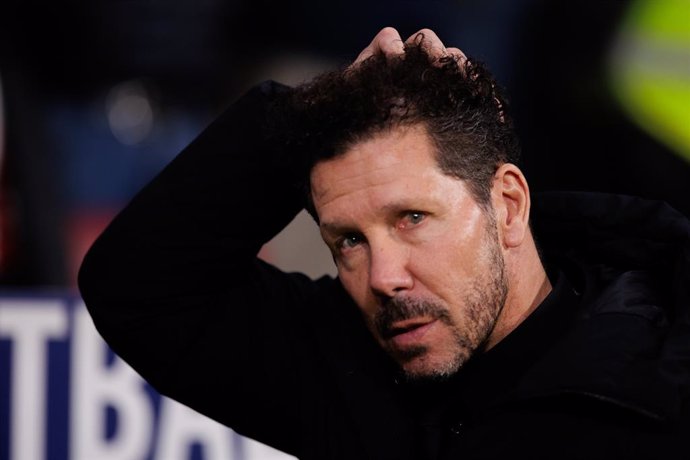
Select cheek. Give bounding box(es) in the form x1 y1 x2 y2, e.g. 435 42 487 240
338 265 377 317
408 226 486 291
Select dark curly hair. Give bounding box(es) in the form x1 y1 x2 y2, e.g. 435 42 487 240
280 39 520 215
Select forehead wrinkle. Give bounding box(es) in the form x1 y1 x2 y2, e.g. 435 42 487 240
315 163 461 229
312 124 432 199
318 196 377 236
312 152 407 205
312 123 460 229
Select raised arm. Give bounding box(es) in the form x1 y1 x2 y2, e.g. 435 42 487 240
78 80 328 454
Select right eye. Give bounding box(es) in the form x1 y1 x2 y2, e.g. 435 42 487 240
337 233 363 251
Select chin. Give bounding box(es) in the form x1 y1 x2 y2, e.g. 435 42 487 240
398 348 468 382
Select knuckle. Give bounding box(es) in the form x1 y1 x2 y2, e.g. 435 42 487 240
379 26 399 40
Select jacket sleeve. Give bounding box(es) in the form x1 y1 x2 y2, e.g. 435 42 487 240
78 80 332 455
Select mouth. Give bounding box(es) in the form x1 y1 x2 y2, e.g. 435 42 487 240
385 318 437 348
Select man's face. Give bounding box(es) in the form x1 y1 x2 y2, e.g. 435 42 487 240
311 124 508 380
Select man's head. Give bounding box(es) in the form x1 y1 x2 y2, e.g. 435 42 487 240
285 40 520 214
284 39 545 381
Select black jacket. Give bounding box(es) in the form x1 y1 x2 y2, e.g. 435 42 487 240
79 81 690 459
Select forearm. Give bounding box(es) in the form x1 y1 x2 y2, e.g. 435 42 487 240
78 80 313 389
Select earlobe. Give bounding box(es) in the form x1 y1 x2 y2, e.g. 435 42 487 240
492 164 530 248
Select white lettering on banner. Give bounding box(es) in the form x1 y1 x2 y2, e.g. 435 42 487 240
0 300 69 460
70 304 154 460
0 298 297 460
155 398 234 460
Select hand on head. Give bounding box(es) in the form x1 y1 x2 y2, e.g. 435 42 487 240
353 27 467 68
354 27 505 121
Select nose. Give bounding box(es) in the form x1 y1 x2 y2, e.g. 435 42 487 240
368 240 414 300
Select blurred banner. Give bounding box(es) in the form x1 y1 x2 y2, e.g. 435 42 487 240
608 0 690 162
0 294 295 460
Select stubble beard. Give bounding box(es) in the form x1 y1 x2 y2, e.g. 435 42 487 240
374 224 508 382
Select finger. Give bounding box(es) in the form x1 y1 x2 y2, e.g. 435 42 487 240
444 47 468 65
404 28 446 58
354 27 405 64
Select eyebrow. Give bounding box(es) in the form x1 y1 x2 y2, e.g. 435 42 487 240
319 220 356 238
319 199 435 236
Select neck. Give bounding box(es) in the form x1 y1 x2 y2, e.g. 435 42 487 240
485 233 552 350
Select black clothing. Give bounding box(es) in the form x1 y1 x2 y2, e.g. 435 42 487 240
79 81 690 459
407 269 581 459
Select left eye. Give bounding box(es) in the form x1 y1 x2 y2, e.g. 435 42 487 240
407 212 425 224
399 211 426 228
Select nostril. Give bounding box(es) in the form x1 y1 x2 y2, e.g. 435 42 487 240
369 274 414 299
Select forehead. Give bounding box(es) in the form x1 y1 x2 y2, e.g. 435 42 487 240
310 124 441 204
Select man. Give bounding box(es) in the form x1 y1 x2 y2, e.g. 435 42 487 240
79 28 690 459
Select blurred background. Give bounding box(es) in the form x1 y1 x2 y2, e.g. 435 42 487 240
0 0 688 288
0 0 688 459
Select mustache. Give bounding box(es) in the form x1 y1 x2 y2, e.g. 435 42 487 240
374 297 451 339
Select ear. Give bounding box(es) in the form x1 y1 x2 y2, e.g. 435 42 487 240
491 164 530 248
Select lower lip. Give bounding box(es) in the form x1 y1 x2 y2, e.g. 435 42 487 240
390 320 437 348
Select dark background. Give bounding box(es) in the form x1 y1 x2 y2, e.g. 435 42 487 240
1 0 688 286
